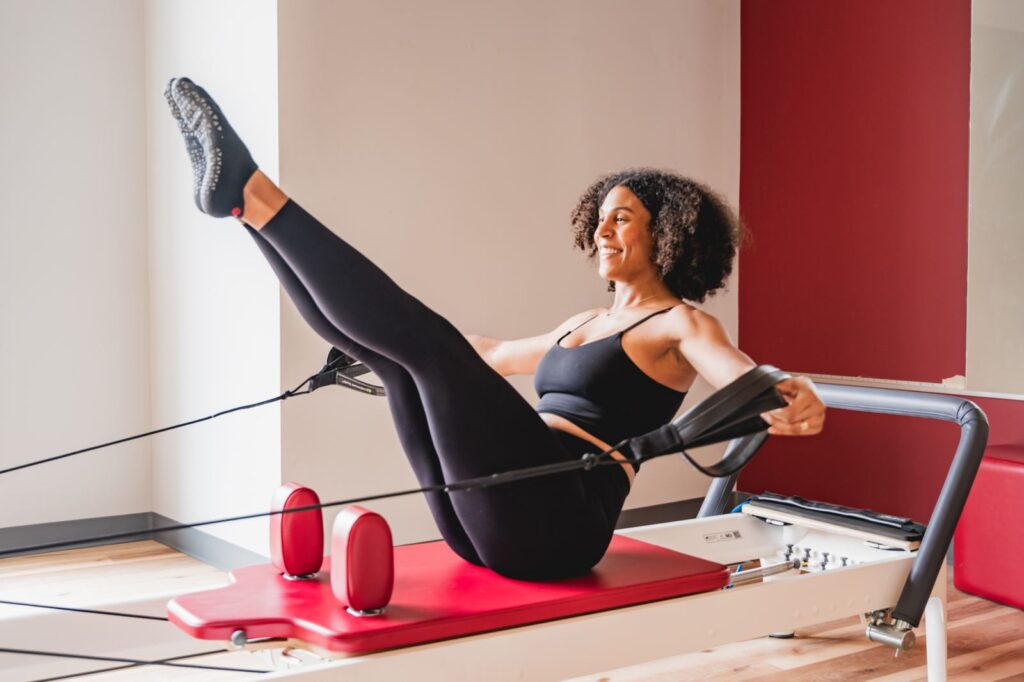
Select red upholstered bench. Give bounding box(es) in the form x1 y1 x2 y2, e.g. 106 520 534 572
168 534 729 654
954 445 1024 609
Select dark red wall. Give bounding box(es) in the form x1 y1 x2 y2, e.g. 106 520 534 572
735 0 1021 523
738 0 970 383
740 394 1024 523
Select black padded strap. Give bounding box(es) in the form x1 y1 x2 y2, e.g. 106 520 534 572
309 348 386 396
627 365 790 477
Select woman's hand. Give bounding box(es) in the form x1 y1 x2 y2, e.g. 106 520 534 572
760 376 826 436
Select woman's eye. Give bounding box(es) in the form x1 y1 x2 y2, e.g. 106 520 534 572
615 216 627 223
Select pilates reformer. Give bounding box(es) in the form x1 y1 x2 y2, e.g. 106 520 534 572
164 382 985 681
0 372 987 681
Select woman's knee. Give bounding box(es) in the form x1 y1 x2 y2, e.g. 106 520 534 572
408 322 489 379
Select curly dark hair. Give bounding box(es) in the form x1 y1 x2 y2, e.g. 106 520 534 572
570 168 744 303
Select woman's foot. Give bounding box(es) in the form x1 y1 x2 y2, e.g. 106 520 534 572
165 77 258 218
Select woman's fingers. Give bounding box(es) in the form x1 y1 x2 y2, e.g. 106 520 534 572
763 412 825 436
763 399 821 424
760 376 826 436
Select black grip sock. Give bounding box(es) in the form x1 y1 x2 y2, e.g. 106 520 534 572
165 77 258 218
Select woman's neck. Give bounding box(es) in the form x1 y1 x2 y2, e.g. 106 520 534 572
607 279 676 312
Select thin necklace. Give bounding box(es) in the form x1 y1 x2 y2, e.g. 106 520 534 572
603 294 666 315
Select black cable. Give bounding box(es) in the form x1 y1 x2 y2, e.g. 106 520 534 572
0 599 168 622
0 366 787 559
0 369 777 561
0 647 268 674
0 446 643 678
0 441 638 559
0 359 347 477
27 648 236 682
0 363 783 680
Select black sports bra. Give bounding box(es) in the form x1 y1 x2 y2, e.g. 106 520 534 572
534 306 688 450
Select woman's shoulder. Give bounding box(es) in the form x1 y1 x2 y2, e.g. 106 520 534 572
561 307 606 327
662 302 727 341
550 307 605 337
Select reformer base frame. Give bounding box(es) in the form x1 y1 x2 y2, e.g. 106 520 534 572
0 513 948 681
253 512 948 680
1 380 978 680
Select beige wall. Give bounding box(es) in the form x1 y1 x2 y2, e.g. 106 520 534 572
145 0 281 554
277 0 741 544
967 0 1024 395
0 0 740 550
0 0 151 526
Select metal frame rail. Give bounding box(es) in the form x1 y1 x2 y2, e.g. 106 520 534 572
697 382 989 628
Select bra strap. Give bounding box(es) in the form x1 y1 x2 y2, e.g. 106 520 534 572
557 313 601 342
619 305 677 334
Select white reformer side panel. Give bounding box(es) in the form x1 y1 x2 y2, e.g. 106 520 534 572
0 517 947 681
258 517 945 681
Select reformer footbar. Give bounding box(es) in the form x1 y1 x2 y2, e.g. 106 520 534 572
741 492 928 548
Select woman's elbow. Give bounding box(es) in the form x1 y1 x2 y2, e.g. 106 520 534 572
465 334 501 369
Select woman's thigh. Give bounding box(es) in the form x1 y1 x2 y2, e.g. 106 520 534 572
412 352 630 578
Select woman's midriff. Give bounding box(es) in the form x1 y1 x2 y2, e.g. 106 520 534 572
538 412 635 486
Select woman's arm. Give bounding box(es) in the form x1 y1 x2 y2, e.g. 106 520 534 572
675 308 826 437
465 308 604 377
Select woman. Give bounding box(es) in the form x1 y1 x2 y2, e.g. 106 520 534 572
165 77 825 580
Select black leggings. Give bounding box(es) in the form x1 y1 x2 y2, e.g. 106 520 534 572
250 200 629 580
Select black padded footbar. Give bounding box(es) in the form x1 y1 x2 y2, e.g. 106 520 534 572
745 497 926 542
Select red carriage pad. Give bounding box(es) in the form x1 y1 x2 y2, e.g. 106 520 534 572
168 534 729 654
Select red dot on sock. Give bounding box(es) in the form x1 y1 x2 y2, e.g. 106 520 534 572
231 207 242 217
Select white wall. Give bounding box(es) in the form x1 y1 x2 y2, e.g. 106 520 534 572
0 0 739 554
0 0 151 526
277 0 741 544
144 0 281 554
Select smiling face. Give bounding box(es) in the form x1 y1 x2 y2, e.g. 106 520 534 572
595 185 657 284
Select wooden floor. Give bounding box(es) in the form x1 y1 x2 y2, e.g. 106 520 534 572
1 541 1022 681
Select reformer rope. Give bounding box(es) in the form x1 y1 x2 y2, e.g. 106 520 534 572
0 647 269 675
0 351 377 675
27 649 248 682
0 439 634 559
0 362 786 680
0 364 789 559
0 599 167 621
0 431 633 677
0 353 358 477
